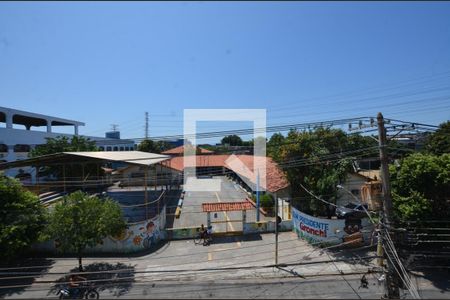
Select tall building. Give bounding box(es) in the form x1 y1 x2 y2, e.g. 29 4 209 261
0 106 135 179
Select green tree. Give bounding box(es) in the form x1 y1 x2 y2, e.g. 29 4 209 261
424 121 450 155
29 136 100 181
268 133 285 162
45 191 127 271
274 128 360 215
137 139 156 153
390 153 450 222
0 176 46 262
30 136 98 157
138 139 171 154
221 135 243 146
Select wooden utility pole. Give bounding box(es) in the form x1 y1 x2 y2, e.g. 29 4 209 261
274 192 279 266
377 112 400 299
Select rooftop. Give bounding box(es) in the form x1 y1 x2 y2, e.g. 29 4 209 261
0 151 170 169
165 154 290 193
0 106 85 127
162 145 214 155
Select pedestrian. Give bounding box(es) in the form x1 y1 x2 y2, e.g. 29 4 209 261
359 274 368 289
377 274 386 286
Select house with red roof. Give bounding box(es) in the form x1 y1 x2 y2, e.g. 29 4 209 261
162 154 291 199
161 145 214 156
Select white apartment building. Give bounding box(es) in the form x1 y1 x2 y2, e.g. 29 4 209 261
0 106 135 179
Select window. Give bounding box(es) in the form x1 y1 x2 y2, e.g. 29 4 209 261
119 147 124 151
99 146 105 151
113 146 118 151
106 146 112 151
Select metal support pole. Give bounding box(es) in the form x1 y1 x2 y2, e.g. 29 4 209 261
63 164 66 193
154 164 157 191
242 210 246 232
145 166 148 220
377 112 400 299
81 163 85 191
256 170 260 222
207 212 211 228
36 165 40 196
156 165 160 215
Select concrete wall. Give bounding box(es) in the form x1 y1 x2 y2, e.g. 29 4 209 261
165 226 201 240
243 220 292 234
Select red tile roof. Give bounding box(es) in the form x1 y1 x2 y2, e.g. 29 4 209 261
162 145 213 155
202 201 254 212
164 154 290 193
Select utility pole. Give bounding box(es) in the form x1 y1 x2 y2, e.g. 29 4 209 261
377 112 400 299
145 112 149 139
274 192 279 266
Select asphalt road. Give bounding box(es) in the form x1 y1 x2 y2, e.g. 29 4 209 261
3 231 448 299
173 176 271 232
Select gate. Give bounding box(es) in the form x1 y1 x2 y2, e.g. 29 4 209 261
202 202 254 234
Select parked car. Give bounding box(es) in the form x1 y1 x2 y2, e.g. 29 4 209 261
336 203 369 219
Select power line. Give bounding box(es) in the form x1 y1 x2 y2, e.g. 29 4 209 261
0 254 379 289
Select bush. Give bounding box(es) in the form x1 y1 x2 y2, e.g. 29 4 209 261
252 193 274 210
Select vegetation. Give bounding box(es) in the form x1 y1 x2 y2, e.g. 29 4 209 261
221 135 243 146
267 133 285 161
0 176 46 262
424 121 450 155
390 153 450 222
137 139 171 153
30 135 98 157
269 128 377 215
45 191 127 271
29 136 101 181
251 193 275 215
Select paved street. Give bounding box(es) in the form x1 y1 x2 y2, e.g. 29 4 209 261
173 176 271 232
3 231 448 299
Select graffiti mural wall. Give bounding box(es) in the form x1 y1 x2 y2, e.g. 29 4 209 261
101 215 163 253
34 207 166 254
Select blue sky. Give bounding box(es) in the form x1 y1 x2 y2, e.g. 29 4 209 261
1 1 450 142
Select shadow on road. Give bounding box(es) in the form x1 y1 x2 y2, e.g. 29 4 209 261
49 262 135 297
413 266 450 294
208 234 263 245
0 258 54 298
327 244 377 267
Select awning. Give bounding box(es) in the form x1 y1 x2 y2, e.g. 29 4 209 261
0 151 170 170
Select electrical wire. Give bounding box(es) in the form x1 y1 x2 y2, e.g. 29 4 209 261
382 228 421 299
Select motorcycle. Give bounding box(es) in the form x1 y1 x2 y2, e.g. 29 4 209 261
56 283 99 299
